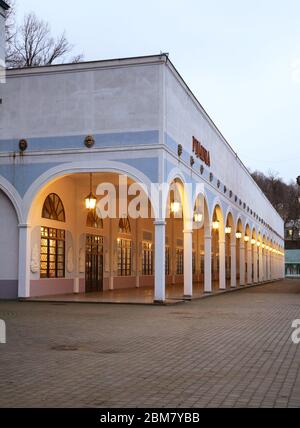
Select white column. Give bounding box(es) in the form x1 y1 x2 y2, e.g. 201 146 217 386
204 234 212 292
18 224 31 298
219 239 226 290
73 232 80 294
240 242 245 286
171 215 176 285
184 228 193 298
154 220 166 302
109 218 114 290
230 241 237 288
247 244 252 284
258 246 263 282
253 246 258 283
136 217 140 288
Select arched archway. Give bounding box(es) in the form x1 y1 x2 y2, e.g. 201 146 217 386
164 178 186 298
262 234 267 281
244 223 252 285
225 211 235 288
251 228 258 283
22 168 157 300
236 217 244 286
211 202 226 290
23 160 158 223
192 191 211 295
0 189 19 299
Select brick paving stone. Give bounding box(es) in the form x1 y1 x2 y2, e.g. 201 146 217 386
0 279 299 408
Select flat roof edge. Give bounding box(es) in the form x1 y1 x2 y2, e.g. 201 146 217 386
6 54 168 76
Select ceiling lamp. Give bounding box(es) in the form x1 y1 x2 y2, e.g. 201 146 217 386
85 173 97 210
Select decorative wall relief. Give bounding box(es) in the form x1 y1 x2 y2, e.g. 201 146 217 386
104 251 110 272
30 243 39 273
79 248 85 273
67 247 74 273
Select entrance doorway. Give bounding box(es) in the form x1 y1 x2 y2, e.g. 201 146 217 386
85 234 104 292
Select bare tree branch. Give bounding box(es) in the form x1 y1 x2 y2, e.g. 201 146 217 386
5 6 83 68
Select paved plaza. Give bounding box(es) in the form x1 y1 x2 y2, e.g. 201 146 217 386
0 279 299 408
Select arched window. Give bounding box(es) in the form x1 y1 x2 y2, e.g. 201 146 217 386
86 209 103 229
119 217 131 234
42 193 65 222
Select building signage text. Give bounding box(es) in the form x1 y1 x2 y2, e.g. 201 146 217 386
192 136 211 167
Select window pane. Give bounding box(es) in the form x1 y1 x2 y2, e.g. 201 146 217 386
40 226 65 279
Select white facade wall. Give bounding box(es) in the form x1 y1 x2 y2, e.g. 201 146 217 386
0 60 161 139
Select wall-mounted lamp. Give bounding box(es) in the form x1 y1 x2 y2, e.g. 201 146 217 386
236 232 242 239
194 212 203 223
225 227 232 234
244 236 250 242
212 221 220 230
251 239 256 245
171 201 181 214
257 242 261 247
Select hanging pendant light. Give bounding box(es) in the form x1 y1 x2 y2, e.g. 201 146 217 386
85 173 97 210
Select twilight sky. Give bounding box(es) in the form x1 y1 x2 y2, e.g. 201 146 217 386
15 0 300 183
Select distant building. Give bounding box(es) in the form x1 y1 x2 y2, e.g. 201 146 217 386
285 220 300 277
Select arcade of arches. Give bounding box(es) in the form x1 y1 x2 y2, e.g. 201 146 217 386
0 173 285 303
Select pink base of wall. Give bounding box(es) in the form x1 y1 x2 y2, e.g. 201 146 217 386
175 275 184 284
30 279 74 297
113 276 136 289
139 276 154 287
166 275 173 285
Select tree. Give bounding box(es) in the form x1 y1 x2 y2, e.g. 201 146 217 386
251 170 300 224
4 0 16 64
5 3 83 68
